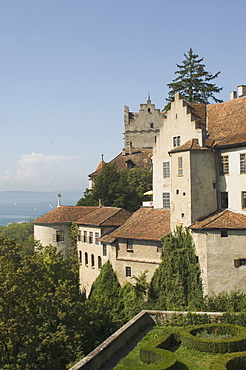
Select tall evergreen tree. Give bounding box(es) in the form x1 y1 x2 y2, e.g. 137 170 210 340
165 48 223 109
148 226 203 311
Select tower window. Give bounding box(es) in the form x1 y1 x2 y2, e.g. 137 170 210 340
240 154 246 174
148 108 151 113
150 123 154 128
219 155 229 175
178 157 183 176
163 192 170 209
126 266 132 277
173 136 181 147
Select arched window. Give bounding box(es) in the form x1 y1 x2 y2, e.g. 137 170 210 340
91 254 95 267
85 252 88 265
79 250 82 264
98 256 102 269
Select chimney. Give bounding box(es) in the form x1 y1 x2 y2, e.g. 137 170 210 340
57 193 61 207
238 85 246 98
230 91 237 100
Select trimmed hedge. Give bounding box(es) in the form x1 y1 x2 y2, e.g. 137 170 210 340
179 323 246 354
210 351 246 369
139 332 177 370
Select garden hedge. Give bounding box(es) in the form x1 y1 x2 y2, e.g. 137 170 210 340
210 351 246 369
179 323 246 354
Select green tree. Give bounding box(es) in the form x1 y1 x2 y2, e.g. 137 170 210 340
77 164 152 212
0 238 90 369
148 226 203 311
0 222 36 256
117 271 149 323
165 48 223 109
86 261 122 346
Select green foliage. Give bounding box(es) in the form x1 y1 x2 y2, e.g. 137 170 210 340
148 226 203 310
86 261 122 345
204 290 246 312
164 48 223 110
0 222 36 256
76 164 152 212
179 323 246 354
117 271 149 323
0 237 90 369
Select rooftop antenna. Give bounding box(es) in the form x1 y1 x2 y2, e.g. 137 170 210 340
148 91 151 101
57 193 61 207
102 153 104 161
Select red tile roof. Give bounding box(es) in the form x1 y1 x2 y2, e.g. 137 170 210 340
207 96 246 144
100 208 170 242
76 207 131 226
89 149 152 178
190 209 246 230
187 102 206 129
170 138 208 153
33 206 130 226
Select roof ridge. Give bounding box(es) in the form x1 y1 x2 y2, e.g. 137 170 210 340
196 209 227 228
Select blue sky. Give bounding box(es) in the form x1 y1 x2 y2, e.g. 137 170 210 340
0 0 245 192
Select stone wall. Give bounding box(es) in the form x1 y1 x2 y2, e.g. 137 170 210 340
69 310 223 370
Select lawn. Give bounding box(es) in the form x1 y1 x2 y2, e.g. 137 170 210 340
113 325 224 370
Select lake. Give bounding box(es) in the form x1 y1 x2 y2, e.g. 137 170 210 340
0 190 83 226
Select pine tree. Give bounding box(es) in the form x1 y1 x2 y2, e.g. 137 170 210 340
164 48 223 109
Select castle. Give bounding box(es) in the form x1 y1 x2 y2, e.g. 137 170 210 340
34 86 246 296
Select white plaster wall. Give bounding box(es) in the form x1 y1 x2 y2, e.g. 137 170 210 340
218 147 246 214
111 238 161 286
193 229 246 295
170 151 191 229
34 223 71 257
190 150 217 222
153 94 204 209
77 225 103 296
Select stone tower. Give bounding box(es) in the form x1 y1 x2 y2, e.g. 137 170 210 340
124 99 165 151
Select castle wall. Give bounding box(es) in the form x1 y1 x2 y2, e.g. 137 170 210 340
124 100 164 150
192 229 246 295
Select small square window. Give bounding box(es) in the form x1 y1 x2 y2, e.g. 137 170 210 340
56 231 65 242
126 266 132 277
150 123 154 128
220 230 228 237
127 239 133 251
234 258 246 268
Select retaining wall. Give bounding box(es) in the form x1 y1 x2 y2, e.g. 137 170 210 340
69 310 223 370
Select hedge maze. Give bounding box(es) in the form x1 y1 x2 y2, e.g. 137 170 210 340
138 324 246 370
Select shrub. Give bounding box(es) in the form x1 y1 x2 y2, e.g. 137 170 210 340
179 323 246 354
210 351 246 370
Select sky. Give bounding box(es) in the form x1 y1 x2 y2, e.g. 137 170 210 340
0 0 245 193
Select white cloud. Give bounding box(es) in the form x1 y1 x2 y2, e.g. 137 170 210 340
0 153 86 191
